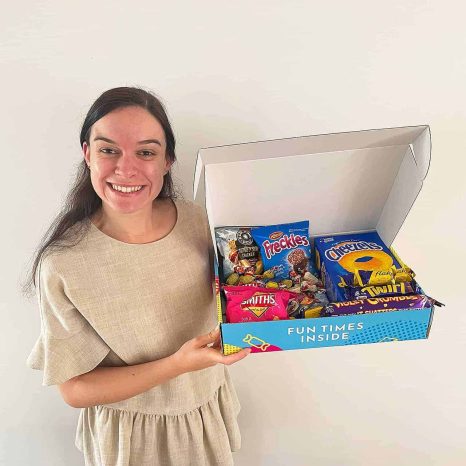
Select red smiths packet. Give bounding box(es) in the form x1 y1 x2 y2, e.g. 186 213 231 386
223 286 292 323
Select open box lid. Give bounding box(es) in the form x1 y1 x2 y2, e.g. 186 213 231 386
193 125 431 248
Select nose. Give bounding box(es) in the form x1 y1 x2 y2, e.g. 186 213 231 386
114 153 137 178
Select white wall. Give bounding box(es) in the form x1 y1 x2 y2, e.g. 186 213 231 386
2 1 465 465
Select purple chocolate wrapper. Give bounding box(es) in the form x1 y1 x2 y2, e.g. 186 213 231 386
344 281 421 300
323 294 434 317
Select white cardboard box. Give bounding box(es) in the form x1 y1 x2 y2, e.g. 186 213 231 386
194 125 436 355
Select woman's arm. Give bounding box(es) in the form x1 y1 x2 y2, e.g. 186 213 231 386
59 354 181 408
59 327 250 408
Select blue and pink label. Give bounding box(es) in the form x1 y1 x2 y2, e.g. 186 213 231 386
221 308 432 353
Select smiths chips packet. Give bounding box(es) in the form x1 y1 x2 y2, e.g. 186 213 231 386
251 221 317 281
315 231 403 302
223 286 291 323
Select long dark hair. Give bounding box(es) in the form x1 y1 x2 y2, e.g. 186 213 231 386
22 87 178 297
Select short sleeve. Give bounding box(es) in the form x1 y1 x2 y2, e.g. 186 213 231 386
26 255 111 386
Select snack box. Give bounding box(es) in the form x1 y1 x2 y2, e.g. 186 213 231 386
193 125 438 354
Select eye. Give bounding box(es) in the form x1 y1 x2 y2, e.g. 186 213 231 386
138 150 155 157
99 147 119 155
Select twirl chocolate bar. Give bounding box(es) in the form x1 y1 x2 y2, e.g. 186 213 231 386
345 281 422 300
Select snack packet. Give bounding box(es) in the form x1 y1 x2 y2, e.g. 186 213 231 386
287 291 329 319
223 286 292 323
323 294 434 317
251 221 318 282
315 231 403 302
344 281 422 300
215 227 262 285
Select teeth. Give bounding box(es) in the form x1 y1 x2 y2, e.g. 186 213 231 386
111 184 143 193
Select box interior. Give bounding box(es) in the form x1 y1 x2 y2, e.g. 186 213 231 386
194 125 431 253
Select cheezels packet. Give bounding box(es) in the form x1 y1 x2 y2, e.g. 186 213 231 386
251 221 318 282
314 231 403 302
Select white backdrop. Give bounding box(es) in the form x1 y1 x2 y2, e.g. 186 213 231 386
1 1 465 465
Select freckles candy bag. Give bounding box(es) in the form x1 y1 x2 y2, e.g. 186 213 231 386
223 286 292 323
251 221 318 282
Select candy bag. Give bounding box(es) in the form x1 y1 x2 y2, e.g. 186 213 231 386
251 221 317 282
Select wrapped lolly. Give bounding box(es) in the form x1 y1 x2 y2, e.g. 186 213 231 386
287 291 329 319
394 267 415 283
323 294 435 317
389 247 416 283
354 268 395 286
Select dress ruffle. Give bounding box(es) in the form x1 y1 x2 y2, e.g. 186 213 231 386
26 253 112 386
75 377 241 466
26 328 111 386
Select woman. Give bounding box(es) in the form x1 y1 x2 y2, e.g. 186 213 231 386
25 87 251 466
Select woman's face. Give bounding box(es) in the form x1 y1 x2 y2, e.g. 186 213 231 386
82 106 171 215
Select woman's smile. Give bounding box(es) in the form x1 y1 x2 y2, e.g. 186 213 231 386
106 182 146 195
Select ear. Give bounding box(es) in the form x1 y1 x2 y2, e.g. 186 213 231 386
165 158 173 174
82 141 90 167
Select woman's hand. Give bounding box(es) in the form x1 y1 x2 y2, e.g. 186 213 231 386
171 326 251 375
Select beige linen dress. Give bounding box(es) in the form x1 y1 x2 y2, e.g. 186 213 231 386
27 199 241 466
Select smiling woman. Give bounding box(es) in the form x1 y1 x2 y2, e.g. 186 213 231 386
24 87 250 466
82 104 175 243
85 107 169 211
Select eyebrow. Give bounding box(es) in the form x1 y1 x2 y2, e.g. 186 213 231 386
93 136 162 147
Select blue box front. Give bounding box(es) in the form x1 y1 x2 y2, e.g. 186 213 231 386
221 308 433 354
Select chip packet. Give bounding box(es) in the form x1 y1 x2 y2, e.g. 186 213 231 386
223 286 292 323
315 231 403 302
215 227 262 285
